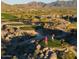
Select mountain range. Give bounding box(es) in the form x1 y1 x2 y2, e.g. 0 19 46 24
1 0 77 12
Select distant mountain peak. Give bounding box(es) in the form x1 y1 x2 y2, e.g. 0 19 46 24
1 0 76 12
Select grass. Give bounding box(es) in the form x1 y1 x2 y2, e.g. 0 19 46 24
7 24 24 26
39 39 62 47
73 22 77 28
1 13 17 21
19 25 36 30
66 22 77 31
20 27 34 30
48 39 61 47
5 23 38 30
19 25 40 30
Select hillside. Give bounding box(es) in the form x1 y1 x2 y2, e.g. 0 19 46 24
48 1 77 7
13 1 77 8
1 2 17 12
1 0 76 12
15 1 47 8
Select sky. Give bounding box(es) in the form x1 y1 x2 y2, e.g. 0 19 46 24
1 0 72 5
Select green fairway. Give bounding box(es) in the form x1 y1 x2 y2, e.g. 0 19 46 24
39 39 62 47
1 13 17 21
